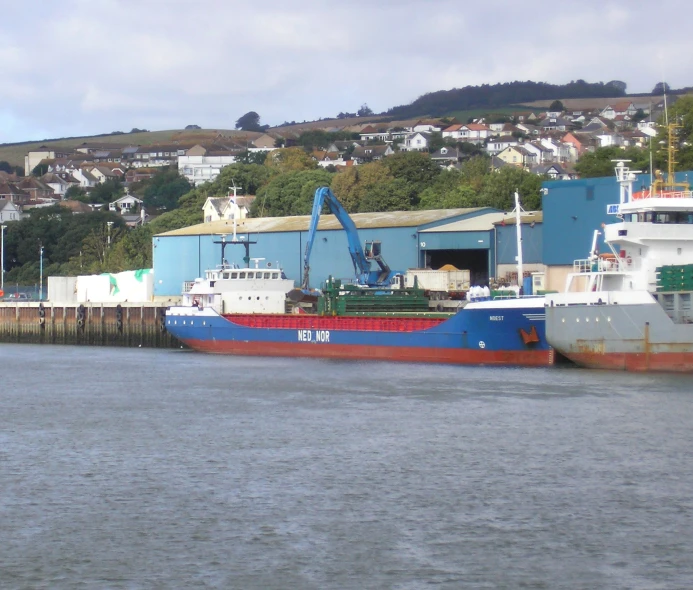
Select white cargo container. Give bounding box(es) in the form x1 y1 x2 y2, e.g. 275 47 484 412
404 268 471 299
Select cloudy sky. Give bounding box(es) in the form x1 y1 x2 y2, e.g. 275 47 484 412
1 0 690 143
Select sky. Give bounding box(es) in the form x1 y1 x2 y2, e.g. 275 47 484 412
1 0 691 144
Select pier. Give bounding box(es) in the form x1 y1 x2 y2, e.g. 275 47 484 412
0 302 180 348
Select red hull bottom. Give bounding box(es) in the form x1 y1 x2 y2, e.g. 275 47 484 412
183 339 554 367
565 351 693 373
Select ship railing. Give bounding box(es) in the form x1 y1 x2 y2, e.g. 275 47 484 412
633 189 693 200
573 257 633 274
182 281 195 293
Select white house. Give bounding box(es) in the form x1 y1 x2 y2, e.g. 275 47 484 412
109 191 143 213
202 195 254 223
0 198 23 222
178 145 239 186
71 168 99 189
485 136 518 155
442 123 490 144
403 132 431 151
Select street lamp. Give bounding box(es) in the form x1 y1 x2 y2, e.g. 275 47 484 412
1 224 5 292
39 242 44 301
107 221 113 246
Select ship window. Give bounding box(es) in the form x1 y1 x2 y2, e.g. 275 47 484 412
239 272 246 279
247 272 255 279
264 272 271 279
273 272 279 279
223 272 229 279
231 272 238 279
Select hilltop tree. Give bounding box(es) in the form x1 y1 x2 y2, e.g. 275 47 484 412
358 103 374 117
549 100 564 112
652 82 671 96
235 111 265 132
31 163 49 176
0 161 13 174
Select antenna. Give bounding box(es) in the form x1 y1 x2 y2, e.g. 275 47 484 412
228 180 242 241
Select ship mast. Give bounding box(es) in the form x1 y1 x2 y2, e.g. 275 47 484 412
513 191 524 292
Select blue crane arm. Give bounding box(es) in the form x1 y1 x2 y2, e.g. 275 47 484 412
301 186 370 289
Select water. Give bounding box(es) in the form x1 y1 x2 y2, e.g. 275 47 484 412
2 344 693 589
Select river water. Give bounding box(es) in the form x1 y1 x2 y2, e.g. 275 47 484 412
1 344 693 589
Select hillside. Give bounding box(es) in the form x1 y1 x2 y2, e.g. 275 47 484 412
0 129 262 168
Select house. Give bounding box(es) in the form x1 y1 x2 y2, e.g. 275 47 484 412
429 146 463 165
109 190 143 213
522 141 554 164
252 133 278 149
496 145 536 168
202 194 255 223
442 123 491 144
0 198 23 222
178 144 239 186
122 209 151 227
90 166 124 183
596 132 625 148
485 136 518 155
599 101 636 120
351 144 394 163
40 172 79 197
530 163 574 180
133 145 188 167
359 125 390 142
312 151 347 168
71 168 99 189
402 132 431 151
0 181 30 205
561 132 593 155
412 121 442 133
540 117 573 132
515 123 541 136
125 168 158 184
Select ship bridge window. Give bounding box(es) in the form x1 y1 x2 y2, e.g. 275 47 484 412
239 272 246 279
223 272 230 279
231 272 238 279
247 272 255 279
263 272 271 279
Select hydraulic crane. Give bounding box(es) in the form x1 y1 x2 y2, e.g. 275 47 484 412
300 186 394 291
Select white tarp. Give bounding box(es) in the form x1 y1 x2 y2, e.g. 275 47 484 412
70 269 154 303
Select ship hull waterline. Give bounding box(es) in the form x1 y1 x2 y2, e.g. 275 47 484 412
179 337 554 366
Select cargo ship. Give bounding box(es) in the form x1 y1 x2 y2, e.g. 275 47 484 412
545 143 693 373
165 265 551 366
164 187 552 366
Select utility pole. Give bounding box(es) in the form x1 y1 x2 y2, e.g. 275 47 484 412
1 224 5 292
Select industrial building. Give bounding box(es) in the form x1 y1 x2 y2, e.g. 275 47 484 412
152 207 545 299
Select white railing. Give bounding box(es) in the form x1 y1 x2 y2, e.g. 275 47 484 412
182 281 195 293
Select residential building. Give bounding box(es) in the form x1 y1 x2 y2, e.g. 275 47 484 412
178 145 239 186
109 191 143 213
351 144 394 163
485 136 518 155
496 145 536 168
0 198 23 222
202 195 255 223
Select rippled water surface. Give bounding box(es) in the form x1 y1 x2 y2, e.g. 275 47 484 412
2 344 693 589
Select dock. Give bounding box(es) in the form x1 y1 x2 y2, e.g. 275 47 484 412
0 302 180 348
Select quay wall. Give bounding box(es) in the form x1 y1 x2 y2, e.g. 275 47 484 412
0 302 180 348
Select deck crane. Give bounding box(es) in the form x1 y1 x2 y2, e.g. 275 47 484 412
300 186 395 292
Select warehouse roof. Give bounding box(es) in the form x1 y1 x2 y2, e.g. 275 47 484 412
420 211 506 233
156 208 489 237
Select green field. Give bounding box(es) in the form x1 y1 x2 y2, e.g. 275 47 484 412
0 128 245 169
